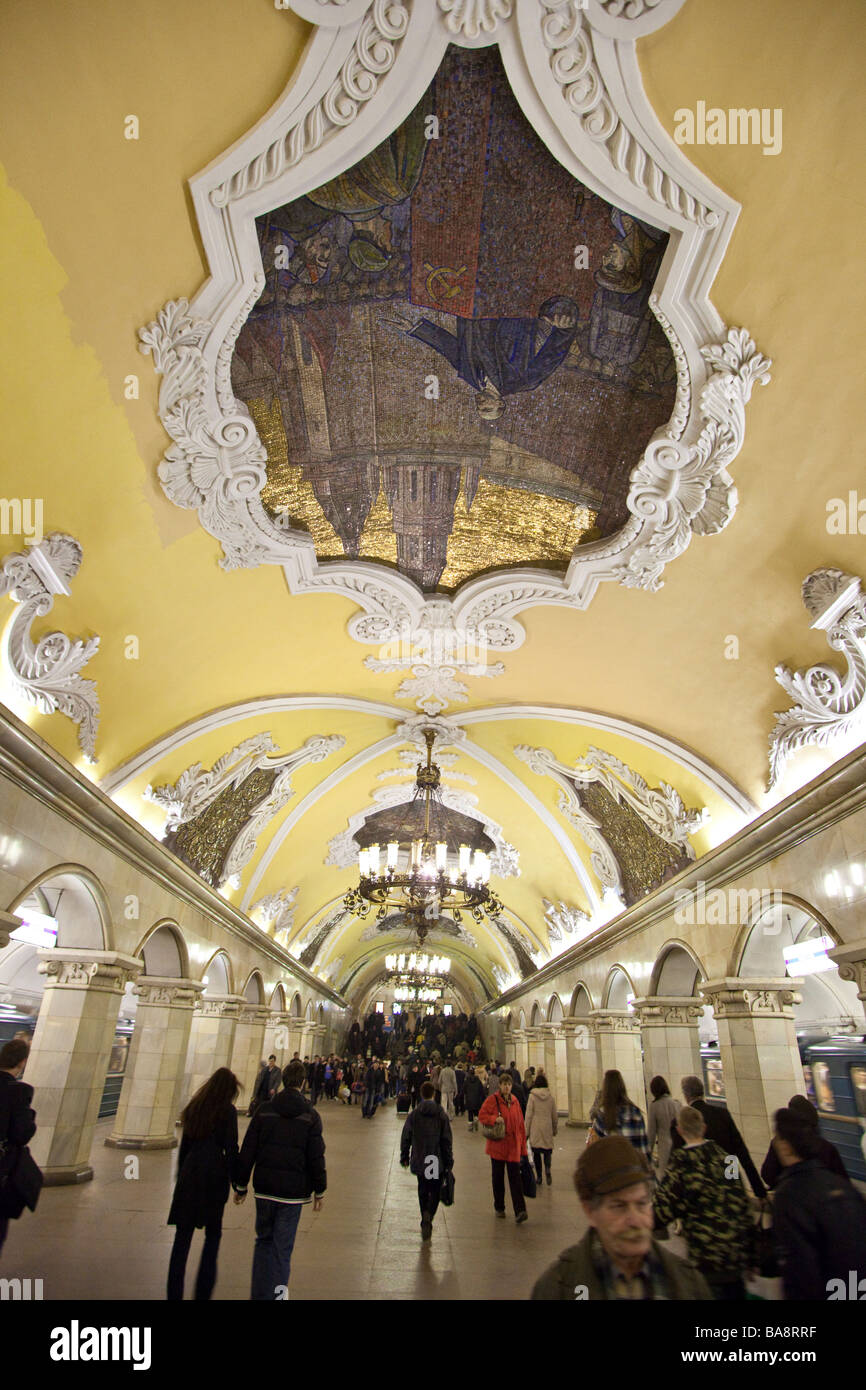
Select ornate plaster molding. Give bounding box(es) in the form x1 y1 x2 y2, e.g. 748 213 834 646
516 742 705 900
140 0 767 686
768 569 866 790
543 897 590 942
630 994 703 1026
589 1008 640 1033
36 948 142 994
699 976 802 1019
0 534 100 761
251 886 299 941
133 976 204 1009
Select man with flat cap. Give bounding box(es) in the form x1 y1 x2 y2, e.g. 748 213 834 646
530 1136 712 1300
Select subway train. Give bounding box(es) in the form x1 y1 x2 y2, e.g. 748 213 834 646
701 1035 866 1182
0 1002 133 1121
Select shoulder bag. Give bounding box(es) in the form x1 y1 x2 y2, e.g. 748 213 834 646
481 1095 506 1141
0 1139 43 1219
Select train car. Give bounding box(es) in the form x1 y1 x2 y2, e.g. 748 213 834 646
804 1038 866 1183
97 1021 134 1120
700 1042 726 1106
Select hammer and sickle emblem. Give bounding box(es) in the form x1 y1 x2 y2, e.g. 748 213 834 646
423 262 467 301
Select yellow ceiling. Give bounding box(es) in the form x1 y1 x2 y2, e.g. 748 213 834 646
2 0 865 1005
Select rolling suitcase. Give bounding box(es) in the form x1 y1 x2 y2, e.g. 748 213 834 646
396 1093 411 1113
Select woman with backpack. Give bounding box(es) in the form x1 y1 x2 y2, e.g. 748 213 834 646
166 1067 241 1300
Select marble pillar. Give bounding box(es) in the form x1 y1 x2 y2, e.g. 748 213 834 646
230 1005 271 1109
107 975 203 1149
632 996 703 1097
26 948 141 1184
828 936 866 1020
591 1009 647 1115
561 1017 595 1126
511 1029 529 1075
525 1027 545 1073
701 977 805 1161
184 994 242 1106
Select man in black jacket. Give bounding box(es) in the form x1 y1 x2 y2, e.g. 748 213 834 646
0 1039 38 1254
771 1106 866 1300
234 1059 326 1300
671 1075 766 1200
400 1081 453 1240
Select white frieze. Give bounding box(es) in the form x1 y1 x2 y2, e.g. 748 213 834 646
768 569 866 790
0 534 100 761
542 897 590 942
251 886 300 937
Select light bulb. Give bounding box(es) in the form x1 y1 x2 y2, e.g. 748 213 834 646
387 841 399 870
359 848 369 876
435 842 447 871
458 844 470 875
369 844 381 876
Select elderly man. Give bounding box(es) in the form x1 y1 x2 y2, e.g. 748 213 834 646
530 1136 712 1300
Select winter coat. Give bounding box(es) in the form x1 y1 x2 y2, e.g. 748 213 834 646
525 1086 558 1150
478 1091 527 1163
647 1094 679 1175
439 1066 457 1096
167 1105 239 1228
0 1072 38 1221
530 1229 712 1301
400 1098 453 1177
670 1097 765 1199
760 1133 848 1189
654 1139 754 1276
235 1087 327 1201
772 1158 866 1300
464 1075 485 1111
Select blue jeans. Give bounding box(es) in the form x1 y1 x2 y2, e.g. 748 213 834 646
251 1199 303 1300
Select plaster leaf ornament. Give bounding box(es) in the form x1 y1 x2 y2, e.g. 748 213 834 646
543 898 591 943
364 603 505 714
0 534 100 761
768 569 866 790
437 0 513 39
251 886 299 936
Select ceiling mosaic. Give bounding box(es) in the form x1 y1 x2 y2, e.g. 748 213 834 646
230 45 675 593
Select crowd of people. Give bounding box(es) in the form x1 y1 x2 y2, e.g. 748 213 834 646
2 1032 865 1303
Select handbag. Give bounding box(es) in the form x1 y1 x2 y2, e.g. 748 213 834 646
481 1096 506 1141
520 1154 537 1199
440 1168 456 1207
0 1141 43 1219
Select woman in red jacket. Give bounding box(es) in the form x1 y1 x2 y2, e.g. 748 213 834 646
478 1071 528 1223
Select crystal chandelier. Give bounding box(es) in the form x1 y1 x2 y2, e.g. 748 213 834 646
343 729 502 942
385 952 450 976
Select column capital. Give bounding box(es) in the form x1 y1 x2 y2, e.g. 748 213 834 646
631 995 704 1026
700 977 803 1019
589 1009 641 1035
196 992 244 1019
0 908 23 951
237 1004 272 1028
36 948 142 993
133 975 205 1008
827 937 866 1001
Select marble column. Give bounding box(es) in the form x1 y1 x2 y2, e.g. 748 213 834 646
0 906 21 950
632 996 703 1096
106 976 204 1149
184 994 242 1106
525 1027 545 1073
561 1016 595 1126
265 1012 292 1068
540 1024 559 1094
700 977 805 1161
26 948 142 1184
591 1009 647 1115
230 1004 271 1108
828 936 866 1020
511 1029 529 1075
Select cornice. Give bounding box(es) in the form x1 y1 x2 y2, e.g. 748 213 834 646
0 703 347 1007
481 740 866 1012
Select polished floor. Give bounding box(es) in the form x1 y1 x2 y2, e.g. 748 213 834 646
1 1097 628 1301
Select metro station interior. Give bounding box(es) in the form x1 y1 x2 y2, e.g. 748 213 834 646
1 0 865 1312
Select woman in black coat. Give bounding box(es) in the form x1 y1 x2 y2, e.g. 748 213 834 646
166 1067 241 1301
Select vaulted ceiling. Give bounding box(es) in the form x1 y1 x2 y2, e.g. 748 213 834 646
1 0 864 1009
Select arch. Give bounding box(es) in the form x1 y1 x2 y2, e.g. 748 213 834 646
569 982 593 1016
304 999 314 1022
269 982 287 1012
290 991 303 1018
134 920 189 978
242 970 265 1004
650 940 706 997
547 994 564 1024
8 864 113 951
517 1009 527 1030
505 1012 513 1031
530 1002 541 1026
316 1003 324 1025
200 949 232 996
728 892 838 977
602 965 635 1011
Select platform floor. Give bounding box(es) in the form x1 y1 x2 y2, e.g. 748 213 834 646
1 1098 622 1301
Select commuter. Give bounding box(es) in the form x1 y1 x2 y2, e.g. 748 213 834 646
759 1093 848 1188
653 1105 754 1299
454 1063 466 1117
770 1106 866 1301
400 1080 453 1240
511 1073 528 1114
671 1075 765 1200
234 1059 326 1300
478 1071 528 1224
589 1070 648 1156
525 1072 558 1186
508 1060 521 1085
486 1063 501 1097
310 1056 325 1107
362 1057 379 1118
407 1061 423 1106
439 1059 457 1119
646 1075 678 1177
430 1061 441 1106
373 1058 387 1108
464 1066 485 1131
323 1058 334 1100
0 1038 40 1255
530 1136 712 1300
166 1067 241 1301
522 1065 535 1095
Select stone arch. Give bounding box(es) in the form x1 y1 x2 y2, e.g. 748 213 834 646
728 893 837 977
650 940 706 997
269 982 287 1011
547 993 564 1023
200 949 233 995
134 920 188 978
602 965 635 1010
304 999 314 1022
530 1001 541 1026
505 1011 513 1030
570 982 593 1015
242 970 265 1004
316 1002 324 1025
518 1008 527 1030
7 864 113 951
290 991 303 1017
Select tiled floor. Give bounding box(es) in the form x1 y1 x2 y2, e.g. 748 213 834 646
1 1100 624 1301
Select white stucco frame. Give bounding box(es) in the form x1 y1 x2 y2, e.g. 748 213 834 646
140 0 770 660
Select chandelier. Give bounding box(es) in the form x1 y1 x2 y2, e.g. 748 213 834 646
343 729 502 942
393 985 442 1003
385 952 450 976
